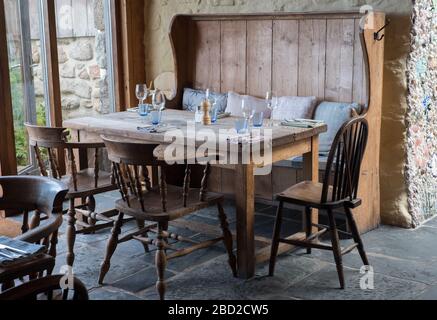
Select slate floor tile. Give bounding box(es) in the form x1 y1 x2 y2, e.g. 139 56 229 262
138 256 248 300
285 265 428 300
89 287 142 300
50 190 437 300
55 244 149 290
424 216 437 228
416 285 437 300
112 267 176 293
358 226 437 262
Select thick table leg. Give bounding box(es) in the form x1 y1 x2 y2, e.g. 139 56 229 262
235 164 255 279
303 136 319 231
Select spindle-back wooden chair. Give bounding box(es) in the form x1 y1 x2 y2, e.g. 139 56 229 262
0 275 88 300
269 117 370 289
98 137 237 300
25 124 118 268
0 176 68 292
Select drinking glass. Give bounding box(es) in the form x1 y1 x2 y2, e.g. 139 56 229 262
152 89 166 111
138 104 149 122
266 91 279 127
136 84 149 108
253 112 264 128
241 98 255 127
235 119 248 134
211 105 219 124
151 110 162 126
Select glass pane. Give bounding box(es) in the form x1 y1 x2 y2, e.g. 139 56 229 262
4 0 48 172
55 0 114 121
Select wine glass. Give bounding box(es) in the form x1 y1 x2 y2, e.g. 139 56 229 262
241 98 255 133
152 89 166 111
266 91 279 127
136 84 149 108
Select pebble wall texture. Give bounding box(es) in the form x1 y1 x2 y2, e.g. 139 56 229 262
406 0 437 226
144 0 414 227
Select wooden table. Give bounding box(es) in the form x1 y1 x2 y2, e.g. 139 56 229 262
64 110 327 279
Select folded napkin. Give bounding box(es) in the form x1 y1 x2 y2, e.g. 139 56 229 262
227 134 266 145
137 126 179 134
217 112 232 120
281 119 325 129
0 236 46 267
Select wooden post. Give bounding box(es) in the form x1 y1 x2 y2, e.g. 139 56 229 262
235 164 255 279
19 0 37 125
0 0 18 176
303 136 320 232
118 0 146 110
41 0 65 174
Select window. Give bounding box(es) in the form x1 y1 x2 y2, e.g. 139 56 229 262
2 0 116 173
54 0 116 120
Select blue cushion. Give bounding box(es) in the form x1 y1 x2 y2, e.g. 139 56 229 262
314 102 362 155
182 88 228 113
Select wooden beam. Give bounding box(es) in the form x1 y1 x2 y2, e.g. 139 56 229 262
110 0 125 112
0 0 18 176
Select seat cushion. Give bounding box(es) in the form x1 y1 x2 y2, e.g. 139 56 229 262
271 96 317 121
182 88 228 113
225 92 272 118
314 102 362 155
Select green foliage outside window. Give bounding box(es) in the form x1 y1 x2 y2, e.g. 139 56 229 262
10 67 47 168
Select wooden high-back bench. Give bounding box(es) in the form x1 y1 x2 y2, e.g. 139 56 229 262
166 11 386 233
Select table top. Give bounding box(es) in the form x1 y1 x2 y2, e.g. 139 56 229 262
63 110 327 148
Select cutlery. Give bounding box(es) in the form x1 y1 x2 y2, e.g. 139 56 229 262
0 249 17 260
0 244 29 256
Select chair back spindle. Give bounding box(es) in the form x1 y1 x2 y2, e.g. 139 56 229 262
102 137 214 215
322 117 369 204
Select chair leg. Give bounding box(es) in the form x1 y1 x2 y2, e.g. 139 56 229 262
136 219 150 253
269 201 284 277
66 199 77 267
155 223 167 301
49 229 59 259
99 211 124 284
345 207 369 266
1 281 15 292
305 206 312 255
327 209 345 289
217 201 237 277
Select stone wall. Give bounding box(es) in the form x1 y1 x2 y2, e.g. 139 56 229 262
406 0 437 226
32 0 110 119
144 0 414 228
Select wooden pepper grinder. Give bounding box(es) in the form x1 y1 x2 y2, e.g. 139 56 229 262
202 88 212 125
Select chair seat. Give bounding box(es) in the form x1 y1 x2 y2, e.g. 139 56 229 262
61 169 117 198
115 185 223 222
0 254 54 284
277 181 340 209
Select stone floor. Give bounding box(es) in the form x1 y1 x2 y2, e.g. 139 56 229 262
53 191 437 300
